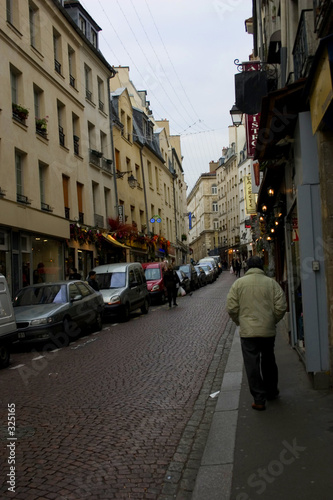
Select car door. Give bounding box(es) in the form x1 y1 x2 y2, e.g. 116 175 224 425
127 267 140 311
68 282 87 328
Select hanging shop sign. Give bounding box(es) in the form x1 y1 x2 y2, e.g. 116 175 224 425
150 214 162 224
244 175 257 214
117 205 124 225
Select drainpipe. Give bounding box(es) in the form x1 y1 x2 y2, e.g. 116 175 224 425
108 79 118 210
139 146 150 235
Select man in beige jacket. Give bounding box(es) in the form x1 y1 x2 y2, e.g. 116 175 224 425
227 256 287 411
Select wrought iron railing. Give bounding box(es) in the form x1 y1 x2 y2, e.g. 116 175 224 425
293 10 317 81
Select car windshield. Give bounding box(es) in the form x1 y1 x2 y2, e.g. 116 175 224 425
201 265 211 272
14 285 67 306
96 272 126 289
144 268 161 281
179 265 189 273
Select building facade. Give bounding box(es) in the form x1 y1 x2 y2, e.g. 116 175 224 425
244 0 333 387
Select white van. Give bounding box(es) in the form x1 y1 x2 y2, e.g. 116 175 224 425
93 262 150 321
0 274 17 368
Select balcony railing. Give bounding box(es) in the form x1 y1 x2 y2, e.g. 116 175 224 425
17 193 31 205
64 206 70 219
69 74 75 88
293 10 317 81
73 135 80 155
55 59 61 74
59 126 65 147
94 214 104 228
99 100 104 112
41 202 53 212
78 212 84 224
86 89 92 101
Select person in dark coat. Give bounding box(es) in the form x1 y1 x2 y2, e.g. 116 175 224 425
87 270 99 291
69 268 81 280
163 264 180 308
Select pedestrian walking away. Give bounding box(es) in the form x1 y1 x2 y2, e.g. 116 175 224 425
163 264 180 308
87 270 99 291
226 256 287 411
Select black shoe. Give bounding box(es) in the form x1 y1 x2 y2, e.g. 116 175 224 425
252 403 266 411
173 303 178 306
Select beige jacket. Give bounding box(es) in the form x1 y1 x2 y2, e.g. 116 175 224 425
227 268 287 338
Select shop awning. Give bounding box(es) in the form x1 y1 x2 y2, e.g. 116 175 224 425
254 79 307 162
102 233 131 249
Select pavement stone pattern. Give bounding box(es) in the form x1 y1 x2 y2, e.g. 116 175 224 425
0 272 238 499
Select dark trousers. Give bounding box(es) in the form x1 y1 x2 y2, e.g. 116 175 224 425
240 336 278 404
167 287 177 306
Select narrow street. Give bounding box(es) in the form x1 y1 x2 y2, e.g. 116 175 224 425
0 273 236 500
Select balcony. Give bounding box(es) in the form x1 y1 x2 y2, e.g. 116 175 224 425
314 0 333 37
12 104 29 125
99 100 104 112
101 157 113 174
89 149 102 167
94 214 104 228
86 89 92 102
293 10 317 81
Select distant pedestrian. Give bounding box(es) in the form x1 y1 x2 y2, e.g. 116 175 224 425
87 270 99 291
163 264 180 308
226 256 287 411
69 268 81 280
242 259 247 275
235 259 241 278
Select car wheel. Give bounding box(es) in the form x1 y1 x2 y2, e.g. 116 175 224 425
141 298 149 314
0 344 10 369
93 311 103 332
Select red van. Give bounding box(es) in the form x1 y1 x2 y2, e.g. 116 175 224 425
142 262 167 304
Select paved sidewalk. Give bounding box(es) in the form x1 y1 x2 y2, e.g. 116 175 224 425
192 324 333 500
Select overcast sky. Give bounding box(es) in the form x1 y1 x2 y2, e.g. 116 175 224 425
80 0 253 192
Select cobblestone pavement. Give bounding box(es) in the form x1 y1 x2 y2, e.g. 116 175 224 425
0 272 237 499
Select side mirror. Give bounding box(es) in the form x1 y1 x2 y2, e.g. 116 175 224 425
129 281 139 288
71 294 82 302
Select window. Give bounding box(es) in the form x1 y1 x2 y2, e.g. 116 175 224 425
126 116 131 141
68 46 76 88
72 113 80 155
57 100 65 146
15 151 23 197
10 69 18 104
79 15 86 36
212 202 218 212
84 64 92 101
6 0 18 26
77 183 84 223
212 184 217 194
97 78 104 111
91 28 97 48
62 175 70 219
29 1 39 49
39 163 45 204
53 29 62 74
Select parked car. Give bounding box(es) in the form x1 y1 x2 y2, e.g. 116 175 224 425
212 256 223 274
199 264 215 284
175 270 191 294
0 274 18 368
13 280 104 344
175 264 199 290
93 262 149 321
198 258 219 279
142 262 167 304
194 265 207 287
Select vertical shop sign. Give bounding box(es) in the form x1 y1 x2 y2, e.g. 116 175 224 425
118 205 124 225
244 175 257 214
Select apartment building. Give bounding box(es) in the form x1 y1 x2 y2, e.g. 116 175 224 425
1 0 118 293
187 165 218 262
110 67 188 264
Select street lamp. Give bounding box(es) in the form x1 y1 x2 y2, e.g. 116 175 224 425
230 104 243 127
116 170 138 189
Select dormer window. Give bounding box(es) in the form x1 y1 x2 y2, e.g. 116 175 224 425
91 28 97 48
79 15 86 36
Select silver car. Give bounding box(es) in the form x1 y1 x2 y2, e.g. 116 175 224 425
13 281 104 344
